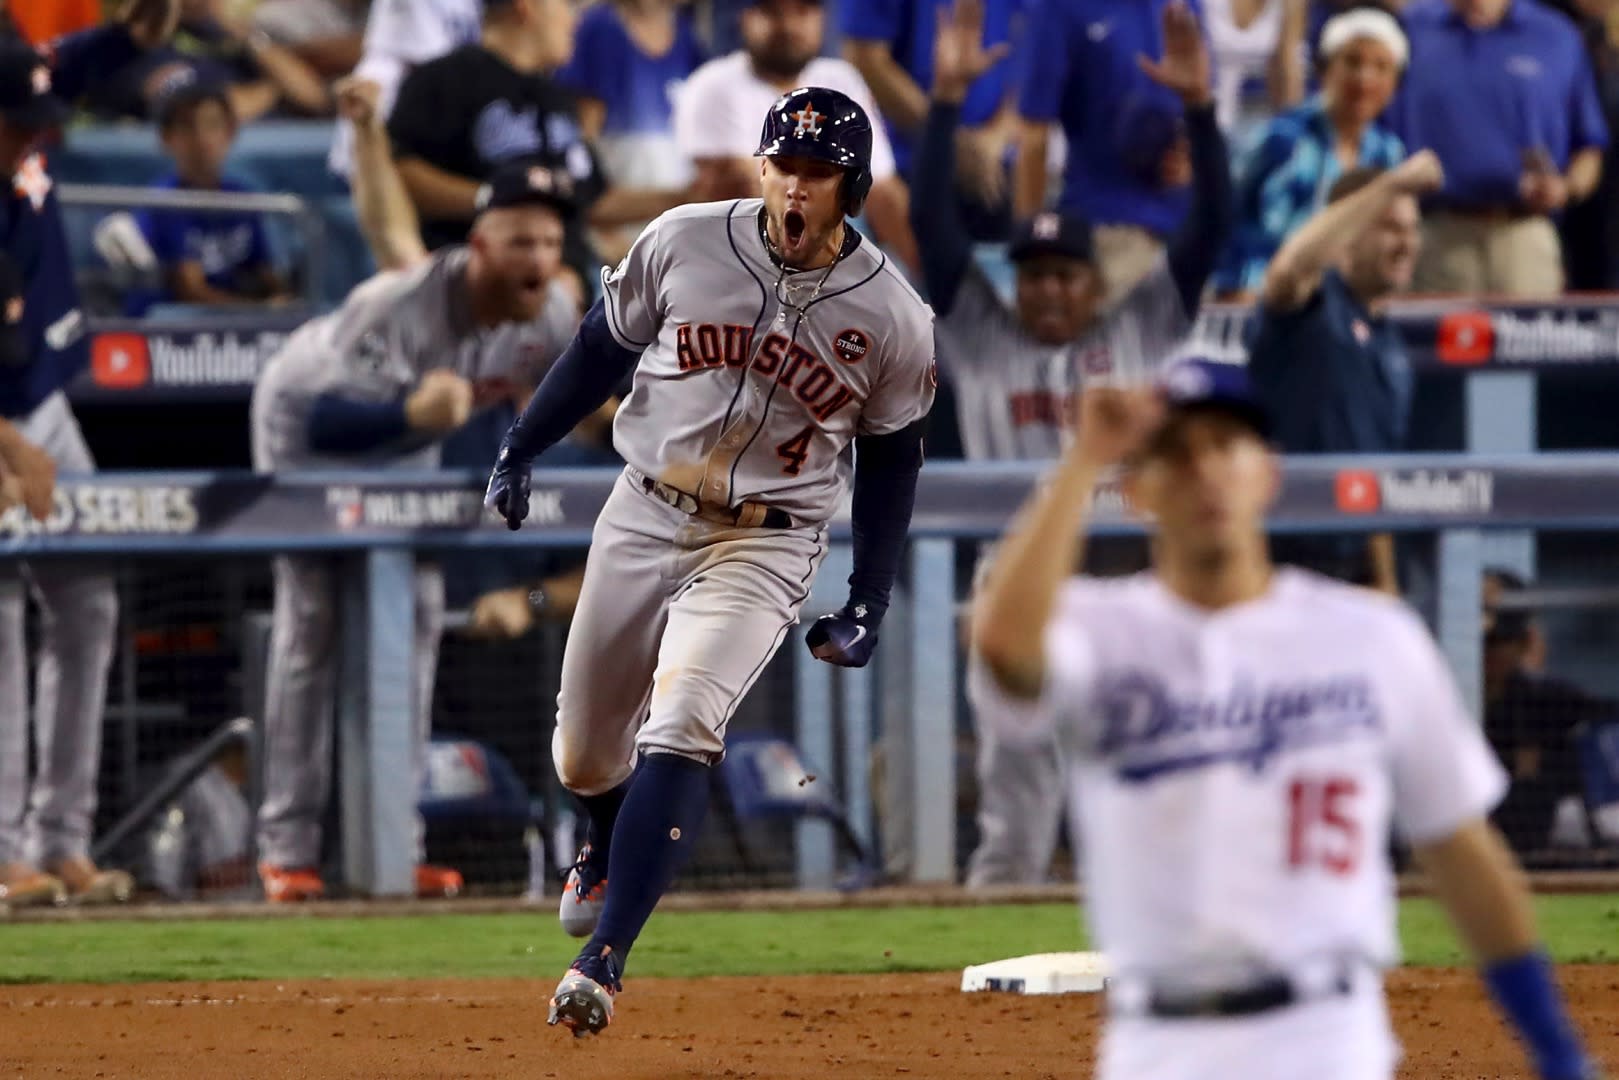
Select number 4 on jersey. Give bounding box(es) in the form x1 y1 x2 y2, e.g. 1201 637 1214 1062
776 425 814 476
1287 775 1361 875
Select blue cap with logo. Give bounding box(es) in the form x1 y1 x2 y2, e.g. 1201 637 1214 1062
1156 357 1271 439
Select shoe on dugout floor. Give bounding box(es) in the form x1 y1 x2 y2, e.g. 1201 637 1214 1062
559 842 607 938
415 864 463 899
0 862 66 908
548 944 622 1038
258 862 326 903
47 857 134 905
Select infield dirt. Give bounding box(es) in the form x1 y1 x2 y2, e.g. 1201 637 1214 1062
5 967 1617 1078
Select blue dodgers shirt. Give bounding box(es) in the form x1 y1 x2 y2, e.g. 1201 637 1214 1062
841 0 1025 176
557 4 705 137
130 174 274 314
1017 0 1201 234
1388 0 1608 208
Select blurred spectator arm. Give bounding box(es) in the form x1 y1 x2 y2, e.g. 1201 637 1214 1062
587 188 688 230
1267 0 1307 111
863 178 921 274
1566 146 1603 204
1164 104 1233 314
911 102 975 315
1260 151 1440 312
1013 0 1070 218
232 22 332 116
844 27 930 138
338 77 427 271
393 158 482 223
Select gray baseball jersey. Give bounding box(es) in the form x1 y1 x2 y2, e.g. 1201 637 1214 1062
252 245 576 470
938 259 1190 461
601 198 936 524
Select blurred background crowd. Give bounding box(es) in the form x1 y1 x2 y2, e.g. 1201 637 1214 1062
7 0 1619 901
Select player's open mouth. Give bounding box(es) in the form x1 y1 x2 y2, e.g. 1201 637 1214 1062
783 209 807 247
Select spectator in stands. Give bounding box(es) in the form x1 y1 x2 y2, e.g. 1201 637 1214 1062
1213 8 1406 298
88 0 333 122
0 4 182 911
128 77 291 315
914 0 1228 885
673 0 920 271
1246 157 1441 589
558 0 707 260
391 0 686 294
1389 0 1608 296
1013 0 1206 300
840 0 1022 211
250 0 368 81
1483 569 1615 855
327 0 483 180
1546 0 1619 289
1204 0 1307 148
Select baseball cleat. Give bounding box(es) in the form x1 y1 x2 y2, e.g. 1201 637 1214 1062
0 863 66 908
559 842 607 938
258 862 326 903
415 864 464 899
47 858 134 905
548 945 622 1038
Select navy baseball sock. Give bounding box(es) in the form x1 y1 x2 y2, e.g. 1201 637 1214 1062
590 753 710 960
575 777 632 865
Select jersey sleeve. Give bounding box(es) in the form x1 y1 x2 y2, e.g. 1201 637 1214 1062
858 299 936 435
967 578 1100 748
1387 611 1510 845
308 267 433 401
598 215 669 350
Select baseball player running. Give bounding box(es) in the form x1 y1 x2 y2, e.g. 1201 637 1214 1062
914 0 1231 888
0 4 183 908
486 87 935 1036
251 84 578 902
972 361 1599 1080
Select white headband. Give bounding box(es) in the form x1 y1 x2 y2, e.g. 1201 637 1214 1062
1320 8 1409 70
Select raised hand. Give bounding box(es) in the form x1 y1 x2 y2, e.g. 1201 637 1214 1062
116 0 182 51
932 0 1013 104
1137 1 1213 107
1074 386 1165 468
334 76 384 130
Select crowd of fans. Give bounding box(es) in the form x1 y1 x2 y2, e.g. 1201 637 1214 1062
5 0 1619 900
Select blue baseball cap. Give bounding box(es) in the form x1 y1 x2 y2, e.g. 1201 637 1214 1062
1155 358 1271 439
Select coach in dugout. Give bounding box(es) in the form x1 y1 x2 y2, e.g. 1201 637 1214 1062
0 1 181 909
914 0 1230 886
250 82 578 903
1245 154 1442 592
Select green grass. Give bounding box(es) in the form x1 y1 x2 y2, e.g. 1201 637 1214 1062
2 896 1616 985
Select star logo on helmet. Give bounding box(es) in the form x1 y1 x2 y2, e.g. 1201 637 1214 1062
527 166 555 193
1033 212 1061 241
791 107 825 138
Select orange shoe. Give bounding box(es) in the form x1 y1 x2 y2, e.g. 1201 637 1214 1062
0 862 66 908
259 862 326 903
415 864 463 899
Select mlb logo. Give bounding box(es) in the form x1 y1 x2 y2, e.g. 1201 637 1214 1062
91 332 150 389
1335 470 1381 513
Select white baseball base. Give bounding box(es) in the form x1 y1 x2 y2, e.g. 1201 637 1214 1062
960 951 1110 995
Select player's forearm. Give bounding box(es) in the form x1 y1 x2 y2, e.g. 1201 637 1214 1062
1166 104 1234 315
845 41 930 134
1417 820 1593 1079
972 448 1104 694
847 419 928 621
395 158 482 222
1012 120 1051 219
351 118 426 270
502 300 638 463
910 103 975 315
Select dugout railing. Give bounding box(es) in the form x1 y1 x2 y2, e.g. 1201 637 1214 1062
5 455 1619 899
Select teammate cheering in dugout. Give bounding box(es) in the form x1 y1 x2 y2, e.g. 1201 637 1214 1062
972 363 1600 1080
916 0 1232 459
486 86 935 1038
249 77 577 905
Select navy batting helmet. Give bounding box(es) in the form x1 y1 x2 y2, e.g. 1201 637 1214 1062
755 86 874 215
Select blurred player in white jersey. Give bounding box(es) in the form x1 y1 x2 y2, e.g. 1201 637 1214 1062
971 360 1600 1080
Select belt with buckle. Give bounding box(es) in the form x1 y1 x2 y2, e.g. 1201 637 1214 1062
1114 961 1359 1020
628 468 793 529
